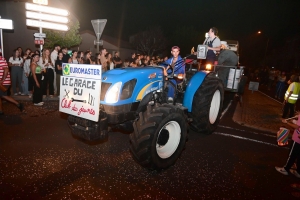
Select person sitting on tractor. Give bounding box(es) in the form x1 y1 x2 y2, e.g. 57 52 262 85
163 46 185 103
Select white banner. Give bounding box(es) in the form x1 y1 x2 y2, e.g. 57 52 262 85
59 64 102 122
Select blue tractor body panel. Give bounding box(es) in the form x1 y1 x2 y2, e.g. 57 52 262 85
183 71 210 112
101 67 164 106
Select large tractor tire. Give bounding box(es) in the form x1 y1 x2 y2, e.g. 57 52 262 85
190 75 224 134
130 103 187 170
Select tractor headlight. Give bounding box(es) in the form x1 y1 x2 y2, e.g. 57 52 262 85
120 79 137 100
206 64 212 70
105 82 122 103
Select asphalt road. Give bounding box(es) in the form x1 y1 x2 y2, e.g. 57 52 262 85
0 93 299 199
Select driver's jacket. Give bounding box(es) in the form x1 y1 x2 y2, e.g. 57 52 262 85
164 55 185 83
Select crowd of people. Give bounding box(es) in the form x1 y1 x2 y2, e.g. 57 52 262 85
0 44 174 109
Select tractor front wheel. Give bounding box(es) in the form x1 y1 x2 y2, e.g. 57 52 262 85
130 104 187 170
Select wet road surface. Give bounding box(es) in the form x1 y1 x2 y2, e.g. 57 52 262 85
0 98 299 199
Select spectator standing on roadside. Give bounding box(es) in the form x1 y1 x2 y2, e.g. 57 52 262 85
55 51 63 97
123 59 130 68
61 47 70 64
276 115 300 178
17 47 24 58
100 48 108 73
31 53 44 106
51 44 60 95
0 52 24 114
128 52 136 66
23 52 34 97
68 50 79 64
282 75 300 119
77 51 84 64
8 49 24 95
275 71 287 100
106 53 114 70
112 51 122 68
38 48 54 98
83 51 91 64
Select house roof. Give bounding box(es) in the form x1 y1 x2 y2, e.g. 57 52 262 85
80 30 132 49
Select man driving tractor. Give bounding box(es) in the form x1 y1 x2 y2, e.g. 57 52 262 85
163 46 185 103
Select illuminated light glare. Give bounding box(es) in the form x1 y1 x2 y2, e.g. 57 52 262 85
0 19 13 30
177 74 184 79
33 0 48 5
26 19 69 31
26 11 69 23
25 3 69 16
206 64 212 70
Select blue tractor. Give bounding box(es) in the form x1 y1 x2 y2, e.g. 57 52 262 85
68 59 224 170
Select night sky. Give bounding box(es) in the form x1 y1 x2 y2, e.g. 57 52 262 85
62 0 300 66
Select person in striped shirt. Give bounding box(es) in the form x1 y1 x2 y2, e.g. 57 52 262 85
0 53 25 115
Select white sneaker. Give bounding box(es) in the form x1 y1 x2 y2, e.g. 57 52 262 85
290 169 300 178
20 93 26 96
14 93 18 96
275 166 288 175
34 103 43 106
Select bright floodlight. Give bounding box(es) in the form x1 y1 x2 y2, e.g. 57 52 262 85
91 19 107 38
25 3 69 16
26 11 69 23
26 19 69 31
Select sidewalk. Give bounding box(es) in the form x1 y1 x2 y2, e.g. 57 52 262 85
233 87 286 133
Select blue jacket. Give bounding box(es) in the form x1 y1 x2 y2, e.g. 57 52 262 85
164 55 185 76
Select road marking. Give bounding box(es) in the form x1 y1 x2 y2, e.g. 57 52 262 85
258 90 283 104
213 132 288 148
218 125 276 138
220 100 232 119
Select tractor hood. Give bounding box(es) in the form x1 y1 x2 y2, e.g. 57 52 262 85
100 67 164 106
102 67 163 82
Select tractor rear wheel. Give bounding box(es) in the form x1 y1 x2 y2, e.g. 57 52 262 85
130 103 187 170
190 75 224 134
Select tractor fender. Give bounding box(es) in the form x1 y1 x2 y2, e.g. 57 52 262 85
183 71 215 112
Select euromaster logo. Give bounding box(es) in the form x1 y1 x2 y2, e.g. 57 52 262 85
63 64 70 75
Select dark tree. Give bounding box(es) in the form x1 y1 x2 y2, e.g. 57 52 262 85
130 27 168 56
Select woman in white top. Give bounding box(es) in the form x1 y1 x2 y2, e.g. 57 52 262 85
8 49 24 95
106 53 114 70
68 50 79 64
38 48 55 98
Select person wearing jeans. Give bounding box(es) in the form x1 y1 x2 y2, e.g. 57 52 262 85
38 48 54 98
8 49 23 95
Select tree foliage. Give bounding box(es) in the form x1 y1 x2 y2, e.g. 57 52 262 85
130 27 168 56
43 20 82 49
